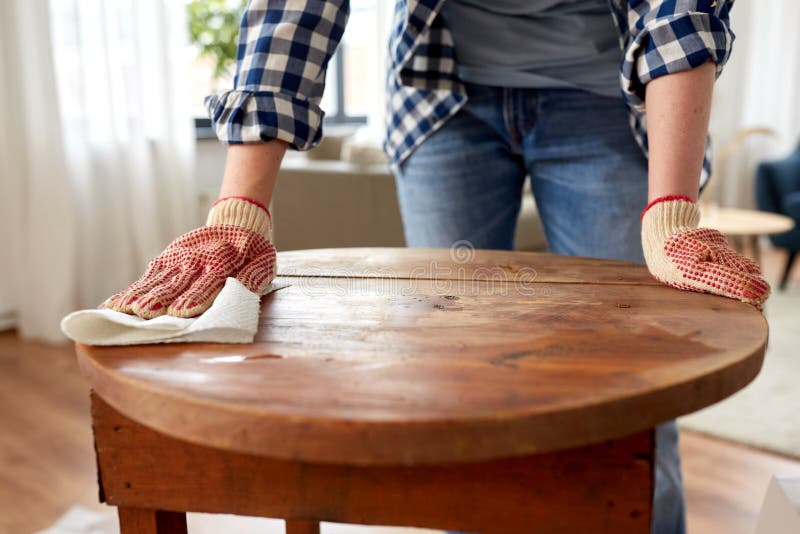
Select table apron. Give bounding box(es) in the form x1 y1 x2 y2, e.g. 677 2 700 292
91 393 654 534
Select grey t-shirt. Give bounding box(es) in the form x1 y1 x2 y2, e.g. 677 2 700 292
439 0 621 97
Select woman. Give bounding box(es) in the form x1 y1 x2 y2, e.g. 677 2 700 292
105 1 769 532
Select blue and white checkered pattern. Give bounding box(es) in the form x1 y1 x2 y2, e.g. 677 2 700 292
205 0 348 150
207 0 734 187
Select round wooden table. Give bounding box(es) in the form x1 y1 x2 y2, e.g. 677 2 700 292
700 205 794 236
76 248 768 534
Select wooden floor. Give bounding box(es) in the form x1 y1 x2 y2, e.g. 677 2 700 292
1 330 799 534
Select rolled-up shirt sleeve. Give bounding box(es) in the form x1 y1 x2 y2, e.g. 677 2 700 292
205 0 349 150
619 0 735 111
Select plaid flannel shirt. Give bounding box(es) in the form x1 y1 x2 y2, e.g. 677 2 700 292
206 0 735 187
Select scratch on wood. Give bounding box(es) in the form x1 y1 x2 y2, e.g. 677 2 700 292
490 350 535 369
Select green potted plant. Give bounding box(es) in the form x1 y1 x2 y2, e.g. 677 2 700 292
187 0 247 89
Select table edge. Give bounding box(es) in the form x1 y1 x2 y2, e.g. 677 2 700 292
75 318 767 465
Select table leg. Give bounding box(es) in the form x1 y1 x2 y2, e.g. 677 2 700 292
285 519 321 534
747 235 761 266
118 508 187 534
730 235 744 253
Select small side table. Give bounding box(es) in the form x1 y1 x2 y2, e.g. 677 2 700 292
75 248 768 533
699 205 795 265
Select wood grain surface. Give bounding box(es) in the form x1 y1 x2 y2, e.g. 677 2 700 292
276 248 663 285
76 249 768 465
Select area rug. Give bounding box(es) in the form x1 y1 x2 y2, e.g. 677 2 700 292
679 287 800 459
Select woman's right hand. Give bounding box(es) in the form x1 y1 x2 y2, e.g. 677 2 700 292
104 197 276 319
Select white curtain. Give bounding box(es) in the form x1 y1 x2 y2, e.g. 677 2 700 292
708 0 800 207
0 0 196 342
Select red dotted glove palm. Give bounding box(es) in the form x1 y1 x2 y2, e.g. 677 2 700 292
104 197 277 319
641 196 770 307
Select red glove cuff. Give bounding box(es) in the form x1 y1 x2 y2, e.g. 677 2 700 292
213 196 271 219
640 195 696 221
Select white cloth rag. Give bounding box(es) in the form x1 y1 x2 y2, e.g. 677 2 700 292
60 278 284 346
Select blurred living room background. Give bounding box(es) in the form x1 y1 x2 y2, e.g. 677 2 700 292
0 1 798 533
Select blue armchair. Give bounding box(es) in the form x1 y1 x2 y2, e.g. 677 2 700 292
755 145 800 289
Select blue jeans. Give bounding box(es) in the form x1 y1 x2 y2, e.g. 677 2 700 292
393 84 686 534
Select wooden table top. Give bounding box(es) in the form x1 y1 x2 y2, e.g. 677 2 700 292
77 248 768 465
